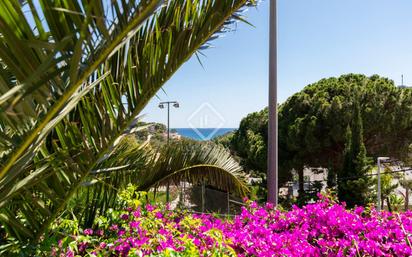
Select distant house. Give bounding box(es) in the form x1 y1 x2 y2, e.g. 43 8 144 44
279 167 327 201
162 132 181 140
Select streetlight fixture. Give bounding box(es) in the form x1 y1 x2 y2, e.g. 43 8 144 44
159 101 179 143
159 101 180 201
377 157 390 211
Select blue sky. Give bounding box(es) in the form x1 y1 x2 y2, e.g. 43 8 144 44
142 0 412 128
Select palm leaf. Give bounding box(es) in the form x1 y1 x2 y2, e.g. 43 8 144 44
78 137 247 227
0 0 256 249
139 141 248 196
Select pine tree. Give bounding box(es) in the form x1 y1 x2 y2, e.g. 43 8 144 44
338 101 372 208
338 126 353 204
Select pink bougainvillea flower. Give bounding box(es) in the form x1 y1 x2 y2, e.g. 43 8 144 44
51 196 412 257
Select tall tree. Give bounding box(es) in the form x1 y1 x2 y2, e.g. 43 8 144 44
229 74 412 202
338 101 372 207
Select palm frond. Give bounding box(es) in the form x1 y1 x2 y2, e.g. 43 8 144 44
140 141 248 196
0 0 256 248
78 138 247 226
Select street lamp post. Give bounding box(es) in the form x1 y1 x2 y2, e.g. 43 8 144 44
377 157 390 211
159 101 180 202
267 0 278 205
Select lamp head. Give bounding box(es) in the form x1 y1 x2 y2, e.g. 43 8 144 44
158 103 164 109
173 102 180 108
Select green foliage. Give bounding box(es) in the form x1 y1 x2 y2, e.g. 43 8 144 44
231 108 268 174
369 170 400 211
74 136 248 227
338 101 373 208
0 0 256 250
230 74 412 203
41 198 238 257
388 194 404 212
117 184 145 210
213 131 236 149
279 74 412 173
135 122 169 147
137 140 248 195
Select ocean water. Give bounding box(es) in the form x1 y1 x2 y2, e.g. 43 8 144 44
174 128 236 141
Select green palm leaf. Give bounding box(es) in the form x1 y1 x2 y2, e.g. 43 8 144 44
0 0 256 250
78 137 247 227
140 141 248 195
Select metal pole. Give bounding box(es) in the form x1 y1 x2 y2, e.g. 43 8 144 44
166 102 170 202
377 158 381 211
376 157 390 211
167 103 170 144
267 0 278 205
159 101 179 203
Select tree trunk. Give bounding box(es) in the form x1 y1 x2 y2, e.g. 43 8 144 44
386 197 392 212
405 187 409 211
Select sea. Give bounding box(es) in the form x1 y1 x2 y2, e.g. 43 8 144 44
174 128 236 141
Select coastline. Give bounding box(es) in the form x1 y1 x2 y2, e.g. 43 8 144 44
173 128 236 141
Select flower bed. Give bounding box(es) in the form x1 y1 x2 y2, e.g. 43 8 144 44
50 195 412 256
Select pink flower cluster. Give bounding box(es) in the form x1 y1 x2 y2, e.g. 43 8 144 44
52 196 412 257
220 197 412 256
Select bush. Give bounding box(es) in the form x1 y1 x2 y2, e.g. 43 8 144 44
46 194 412 256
